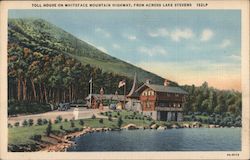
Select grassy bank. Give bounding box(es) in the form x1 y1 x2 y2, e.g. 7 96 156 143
8 110 217 151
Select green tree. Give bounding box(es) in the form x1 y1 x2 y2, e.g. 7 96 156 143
117 116 123 128
46 120 52 136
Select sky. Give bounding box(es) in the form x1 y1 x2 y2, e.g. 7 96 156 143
9 10 241 91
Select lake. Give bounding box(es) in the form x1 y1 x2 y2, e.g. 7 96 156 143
67 128 241 151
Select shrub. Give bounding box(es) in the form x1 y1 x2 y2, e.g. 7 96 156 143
105 112 108 116
114 115 117 118
60 125 63 130
108 115 112 121
79 119 84 126
30 134 42 141
124 115 128 119
91 114 96 119
46 121 52 136
64 118 68 122
37 118 43 125
42 119 48 125
100 112 104 115
8 123 13 128
117 116 123 128
117 112 120 116
54 119 59 124
56 116 62 122
28 119 34 126
73 128 80 132
22 120 28 127
70 121 75 128
14 122 20 127
99 119 103 124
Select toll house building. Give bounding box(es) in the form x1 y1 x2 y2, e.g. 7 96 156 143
135 83 188 121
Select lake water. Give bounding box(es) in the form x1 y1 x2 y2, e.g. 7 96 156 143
67 128 241 151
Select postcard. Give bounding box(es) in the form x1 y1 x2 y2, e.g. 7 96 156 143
0 0 249 159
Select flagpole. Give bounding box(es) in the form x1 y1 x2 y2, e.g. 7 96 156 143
124 81 126 109
89 78 92 108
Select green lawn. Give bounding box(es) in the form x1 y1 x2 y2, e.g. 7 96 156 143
9 110 207 146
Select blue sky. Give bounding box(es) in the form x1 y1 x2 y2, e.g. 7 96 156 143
9 10 241 90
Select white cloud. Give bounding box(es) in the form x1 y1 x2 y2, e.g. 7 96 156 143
220 39 231 48
97 46 108 53
170 28 194 42
229 54 241 61
138 46 168 57
122 33 137 41
149 27 194 42
112 44 121 49
148 28 169 37
95 28 111 38
200 29 214 41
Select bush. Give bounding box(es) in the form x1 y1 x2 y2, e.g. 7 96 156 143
100 112 104 115
30 134 42 141
91 114 96 119
108 115 112 121
56 116 62 122
28 119 34 126
202 112 208 116
105 112 108 116
8 102 51 116
60 125 63 130
46 121 52 136
42 119 48 125
117 116 123 128
79 119 84 126
36 118 43 125
70 121 75 128
114 115 117 118
8 123 13 128
14 122 20 127
54 119 59 124
117 112 120 116
22 120 28 127
64 118 68 122
73 128 80 132
124 115 128 119
99 119 103 124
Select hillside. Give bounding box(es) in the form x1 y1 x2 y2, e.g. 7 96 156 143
8 18 176 85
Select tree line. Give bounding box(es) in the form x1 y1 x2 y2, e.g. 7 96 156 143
8 43 133 105
182 82 241 116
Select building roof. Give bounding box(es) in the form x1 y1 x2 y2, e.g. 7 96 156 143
135 83 188 95
85 94 126 101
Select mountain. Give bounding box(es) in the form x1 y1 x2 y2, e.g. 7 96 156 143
8 18 177 85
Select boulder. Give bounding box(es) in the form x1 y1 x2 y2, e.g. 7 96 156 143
157 126 167 130
123 124 138 130
183 123 190 128
171 124 179 129
192 122 201 128
209 125 215 128
150 124 159 129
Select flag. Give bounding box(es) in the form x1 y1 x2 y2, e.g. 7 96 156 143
118 80 126 88
89 78 92 83
164 79 170 86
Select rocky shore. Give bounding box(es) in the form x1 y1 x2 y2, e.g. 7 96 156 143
10 122 238 152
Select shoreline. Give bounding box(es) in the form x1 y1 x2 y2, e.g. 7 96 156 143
39 123 240 152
